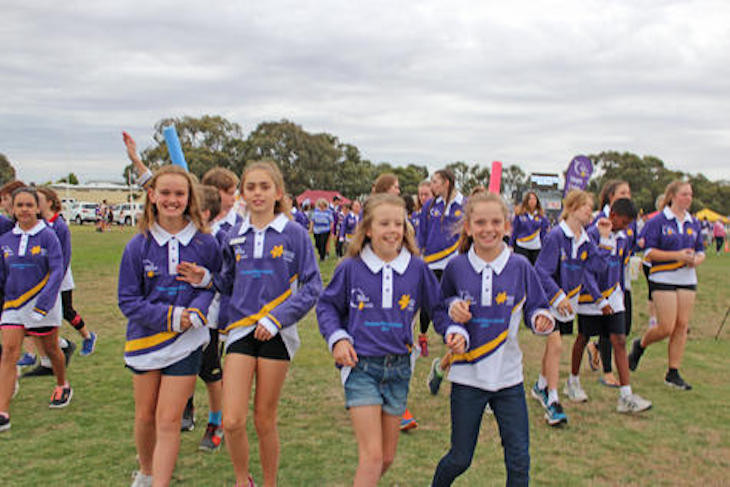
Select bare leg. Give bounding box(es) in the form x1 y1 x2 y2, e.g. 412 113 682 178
38 329 66 386
253 358 289 487
542 332 561 391
610 334 630 386
380 412 401 477
642 291 677 347
133 371 161 476
571 334 588 376
223 354 256 485
0 328 24 412
350 405 385 487
668 290 695 369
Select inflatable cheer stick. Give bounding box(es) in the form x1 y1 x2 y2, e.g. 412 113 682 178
163 125 188 171
488 161 502 194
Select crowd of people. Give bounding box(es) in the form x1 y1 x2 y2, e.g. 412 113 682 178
0 133 717 486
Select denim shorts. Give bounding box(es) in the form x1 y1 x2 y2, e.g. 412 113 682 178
344 354 411 416
127 347 203 376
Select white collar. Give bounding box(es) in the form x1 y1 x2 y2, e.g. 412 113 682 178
150 221 197 246
559 220 590 247
602 204 610 217
238 213 288 235
12 220 46 236
467 244 509 275
221 207 239 227
360 244 411 275
663 206 692 223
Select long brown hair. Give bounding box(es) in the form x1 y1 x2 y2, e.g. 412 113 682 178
660 180 690 210
515 191 544 216
241 160 291 217
139 165 205 234
345 194 419 259
598 179 629 209
372 173 399 194
457 192 509 254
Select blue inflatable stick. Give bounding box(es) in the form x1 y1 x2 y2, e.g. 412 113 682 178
163 125 189 171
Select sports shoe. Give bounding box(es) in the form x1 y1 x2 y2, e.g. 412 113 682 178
617 393 652 413
628 338 644 371
199 422 224 451
586 342 600 372
21 364 53 378
530 382 548 410
16 352 36 367
49 384 73 408
400 409 418 431
80 332 97 356
181 401 195 432
545 401 568 426
418 333 429 357
563 380 588 402
0 413 10 433
665 370 692 390
427 358 444 395
63 340 76 366
130 470 153 487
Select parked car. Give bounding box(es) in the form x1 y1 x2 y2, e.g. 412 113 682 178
68 202 99 225
113 202 144 225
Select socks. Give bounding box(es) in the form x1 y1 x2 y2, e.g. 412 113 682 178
569 374 580 386
209 410 222 426
620 385 632 398
59 337 69 348
40 356 52 368
537 374 548 390
547 389 559 405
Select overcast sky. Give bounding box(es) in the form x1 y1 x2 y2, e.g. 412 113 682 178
3 0 729 184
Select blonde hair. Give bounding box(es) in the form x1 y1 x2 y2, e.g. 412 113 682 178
316 198 328 210
560 189 593 221
241 160 291 216
345 194 419 258
660 180 690 210
139 165 206 234
457 192 509 253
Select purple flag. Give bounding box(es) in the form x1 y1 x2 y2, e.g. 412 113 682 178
563 155 593 197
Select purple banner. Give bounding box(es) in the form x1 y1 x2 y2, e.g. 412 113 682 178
563 155 593 197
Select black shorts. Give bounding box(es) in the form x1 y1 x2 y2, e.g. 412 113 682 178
555 319 574 335
199 329 223 383
514 246 540 265
126 346 203 376
226 332 290 361
650 282 697 293
578 312 626 338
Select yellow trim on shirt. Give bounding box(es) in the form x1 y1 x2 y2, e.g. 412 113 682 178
3 273 50 310
566 285 582 299
451 329 509 363
517 229 539 243
650 261 685 274
424 239 461 264
224 281 296 334
125 331 178 353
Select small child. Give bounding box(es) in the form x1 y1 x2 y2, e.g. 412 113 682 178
431 192 554 487
317 193 448 485
569 198 652 413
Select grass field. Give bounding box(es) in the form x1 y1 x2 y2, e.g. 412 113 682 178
1 226 729 486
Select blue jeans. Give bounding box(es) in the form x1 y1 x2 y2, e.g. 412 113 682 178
432 382 530 487
344 354 411 416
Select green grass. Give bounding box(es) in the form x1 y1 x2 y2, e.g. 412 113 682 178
1 226 729 486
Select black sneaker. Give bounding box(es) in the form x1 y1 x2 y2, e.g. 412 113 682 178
0 414 10 433
199 422 224 451
49 384 73 408
21 364 53 378
628 338 644 371
63 340 76 367
181 401 195 432
665 371 692 390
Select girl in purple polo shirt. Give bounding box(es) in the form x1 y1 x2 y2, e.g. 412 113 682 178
317 193 448 486
432 192 555 487
118 166 221 487
214 161 321 487
0 187 68 432
629 181 705 390
509 191 550 265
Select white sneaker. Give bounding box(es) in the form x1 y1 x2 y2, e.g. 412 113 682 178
617 393 652 413
563 380 589 402
131 471 152 487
